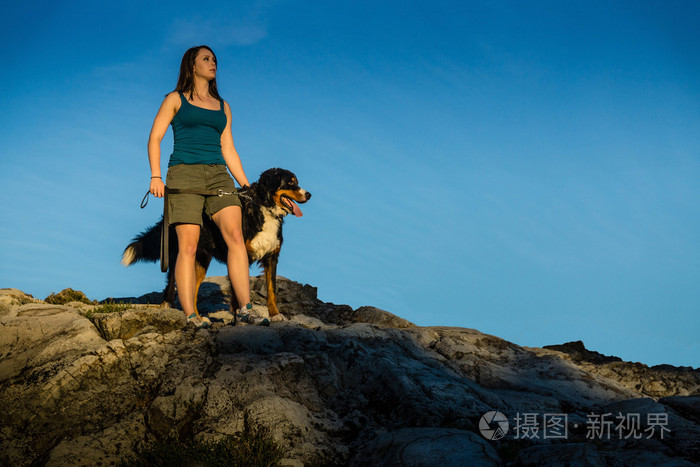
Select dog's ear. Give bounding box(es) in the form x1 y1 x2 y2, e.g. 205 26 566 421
253 181 268 204
268 168 284 183
255 169 280 206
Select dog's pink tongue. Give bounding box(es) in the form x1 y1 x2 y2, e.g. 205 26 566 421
290 200 303 217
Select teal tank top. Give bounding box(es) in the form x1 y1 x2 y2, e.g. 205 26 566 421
168 93 227 167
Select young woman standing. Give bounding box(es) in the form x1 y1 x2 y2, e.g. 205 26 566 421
147 45 252 327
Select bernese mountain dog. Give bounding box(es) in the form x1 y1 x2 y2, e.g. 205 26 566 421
121 168 311 321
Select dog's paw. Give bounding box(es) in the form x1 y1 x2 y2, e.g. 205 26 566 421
270 314 286 322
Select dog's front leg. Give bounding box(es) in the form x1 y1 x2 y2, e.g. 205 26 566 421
262 250 284 321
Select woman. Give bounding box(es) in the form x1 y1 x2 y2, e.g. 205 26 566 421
147 45 254 327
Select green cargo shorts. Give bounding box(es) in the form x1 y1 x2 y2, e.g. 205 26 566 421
165 163 242 226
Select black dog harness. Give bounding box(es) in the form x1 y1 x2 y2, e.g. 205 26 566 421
141 187 237 272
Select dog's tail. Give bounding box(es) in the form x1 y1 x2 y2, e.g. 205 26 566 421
121 219 164 266
121 243 139 266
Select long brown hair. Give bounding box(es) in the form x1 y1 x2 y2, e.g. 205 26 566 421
173 45 221 100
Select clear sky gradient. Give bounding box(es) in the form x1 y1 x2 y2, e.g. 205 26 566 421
1 1 698 367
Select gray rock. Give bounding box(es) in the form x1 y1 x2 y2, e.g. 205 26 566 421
539 341 700 399
290 313 329 330
208 309 235 325
601 398 700 461
331 305 414 328
46 413 147 467
91 307 187 340
355 305 414 328
0 304 104 380
147 377 208 438
0 276 698 466
518 443 605 466
0 288 39 315
660 396 700 424
603 449 698 466
409 327 639 410
0 322 211 465
355 428 501 466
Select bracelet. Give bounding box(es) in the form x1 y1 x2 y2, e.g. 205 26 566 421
151 176 162 179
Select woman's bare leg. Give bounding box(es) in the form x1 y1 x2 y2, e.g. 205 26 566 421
174 223 201 317
211 206 251 308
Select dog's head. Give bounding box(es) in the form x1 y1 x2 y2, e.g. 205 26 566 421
253 168 311 217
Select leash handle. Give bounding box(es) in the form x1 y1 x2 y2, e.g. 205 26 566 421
140 190 150 209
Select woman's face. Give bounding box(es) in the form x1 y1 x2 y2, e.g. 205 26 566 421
193 48 217 81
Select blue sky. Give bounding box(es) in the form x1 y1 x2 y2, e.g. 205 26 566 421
1 1 698 367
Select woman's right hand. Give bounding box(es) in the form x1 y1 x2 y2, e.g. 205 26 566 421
150 177 165 198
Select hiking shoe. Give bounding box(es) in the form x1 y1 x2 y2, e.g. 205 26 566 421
237 303 270 326
187 313 211 329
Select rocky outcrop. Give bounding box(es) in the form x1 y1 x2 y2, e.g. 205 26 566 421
538 340 700 399
0 279 698 466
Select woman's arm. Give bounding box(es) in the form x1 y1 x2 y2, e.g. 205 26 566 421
148 92 180 197
221 101 250 188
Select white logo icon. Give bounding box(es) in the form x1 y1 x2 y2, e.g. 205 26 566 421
479 411 509 440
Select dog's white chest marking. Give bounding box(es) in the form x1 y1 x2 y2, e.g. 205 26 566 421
249 208 283 260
